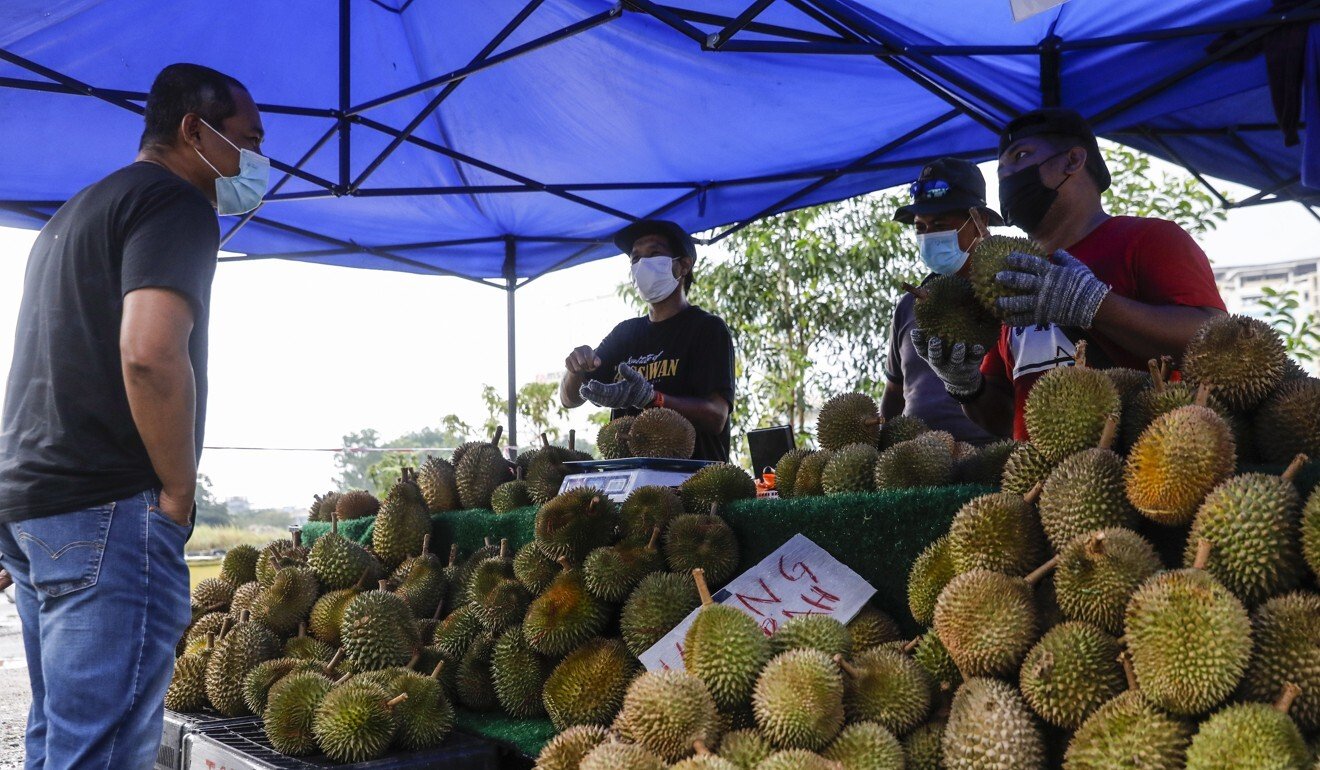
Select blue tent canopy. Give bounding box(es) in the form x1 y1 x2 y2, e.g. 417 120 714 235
2 0 1318 443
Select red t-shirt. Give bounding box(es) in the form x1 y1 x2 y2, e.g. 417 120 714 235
979 216 1226 441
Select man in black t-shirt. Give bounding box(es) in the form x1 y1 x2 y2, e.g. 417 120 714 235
560 220 736 461
0 64 265 768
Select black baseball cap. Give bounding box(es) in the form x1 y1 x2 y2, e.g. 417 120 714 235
998 108 1111 192
613 219 698 261
893 157 1005 225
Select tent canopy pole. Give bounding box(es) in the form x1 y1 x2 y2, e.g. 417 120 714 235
504 238 518 454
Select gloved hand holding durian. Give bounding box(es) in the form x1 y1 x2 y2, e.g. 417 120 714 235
579 362 655 409
993 249 1110 329
911 328 986 400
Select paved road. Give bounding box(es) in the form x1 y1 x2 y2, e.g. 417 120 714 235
0 588 28 768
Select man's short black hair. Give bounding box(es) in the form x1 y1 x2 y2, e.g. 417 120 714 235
140 63 248 150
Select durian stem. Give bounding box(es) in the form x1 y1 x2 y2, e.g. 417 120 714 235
291 529 303 548
1159 355 1173 384
1074 340 1088 368
331 514 339 535
709 502 719 517
1099 415 1118 451
218 617 233 638
569 429 576 451
556 556 574 572
406 652 421 670
386 693 409 709
1193 539 1213 571
431 598 444 621
588 496 602 513
902 637 921 654
430 660 445 679
646 526 661 552
325 648 344 674
863 416 882 427
491 426 504 445
693 568 713 607
334 673 352 686
1194 382 1213 408
900 282 930 301
832 654 861 679
421 534 431 555
1146 359 1165 392
1025 556 1058 587
1085 531 1108 558
448 544 459 568
1275 683 1302 714
1282 454 1308 483
205 632 215 650
1023 482 1044 506
485 536 493 547
499 538 509 560
541 433 549 449
693 739 710 756
239 609 251 624
378 580 389 592
354 569 372 590
1118 651 1137 690
297 623 306 638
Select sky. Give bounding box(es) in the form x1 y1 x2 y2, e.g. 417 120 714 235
0 161 1315 509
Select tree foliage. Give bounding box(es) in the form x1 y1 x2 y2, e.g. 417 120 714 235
1257 286 1320 365
1101 143 1226 236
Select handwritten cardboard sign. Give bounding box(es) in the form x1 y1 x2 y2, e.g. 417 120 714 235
639 533 877 672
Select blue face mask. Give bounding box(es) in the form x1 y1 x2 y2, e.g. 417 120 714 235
194 118 269 216
915 220 970 275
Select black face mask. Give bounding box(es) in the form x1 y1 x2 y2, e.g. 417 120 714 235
999 150 1072 232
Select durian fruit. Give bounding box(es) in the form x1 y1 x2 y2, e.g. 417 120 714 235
906 276 1001 350
312 681 404 763
584 527 664 603
283 624 334 661
793 450 834 497
228 581 261 618
389 663 455 751
942 677 1044 770
192 577 236 613
913 629 962 687
1254 377 1320 463
902 720 944 770
835 647 933 736
953 439 1018 486
533 724 610 770
431 603 482 660
1053 528 1162 636
618 485 684 546
1124 540 1252 715
204 611 281 716
771 616 852 658
491 624 551 718
249 566 319 638
416 455 460 512
308 515 380 592
1018 621 1124 730
873 433 955 489
334 489 380 520
821 720 904 770
242 657 312 715
908 535 955 626
753 649 846 751
1063 689 1193 770
468 539 531 634
455 632 499 711
933 559 1054 678
816 393 882 452
671 746 740 770
513 540 561 595
1121 359 1241 450
255 532 307 588
183 611 229 652
1023 342 1120 461
1125 401 1236 526
1001 442 1054 495
665 512 741 588
340 580 422 671
630 407 697 458
535 489 617 562
685 569 773 712
1303 486 1320 579
372 468 432 570
969 235 1045 318
262 670 333 756
219 544 260 586
946 490 1047 577
845 605 901 651
456 427 513 509
775 449 814 500
681 463 758 513
618 670 721 761
1184 683 1309 770
596 416 635 460
1038 417 1138 550
308 569 372 647
718 729 773 769
442 542 475 611
392 533 446 618
1182 314 1288 410
491 478 532 514
526 433 586 505
821 444 879 495
1184 457 1307 606
164 633 214 712
541 637 638 731
755 750 842 770
524 557 609 656
579 741 667 770
621 571 701 656
1239 591 1320 732
878 413 928 450
1104 364 1153 410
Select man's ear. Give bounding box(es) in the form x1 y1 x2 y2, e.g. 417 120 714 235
676 256 694 278
1065 146 1088 176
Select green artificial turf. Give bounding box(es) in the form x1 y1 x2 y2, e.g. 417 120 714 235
454 711 556 760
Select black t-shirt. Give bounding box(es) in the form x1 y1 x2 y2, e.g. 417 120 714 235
587 305 736 462
0 162 219 523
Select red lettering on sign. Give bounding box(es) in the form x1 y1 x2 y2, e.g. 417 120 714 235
735 579 783 617
778 555 819 583
800 584 842 611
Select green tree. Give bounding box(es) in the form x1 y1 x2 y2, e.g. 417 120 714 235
338 417 474 495
334 428 380 492
1101 143 1226 236
481 381 588 451
1256 286 1320 365
195 473 231 527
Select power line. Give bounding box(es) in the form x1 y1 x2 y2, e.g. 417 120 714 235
203 445 457 454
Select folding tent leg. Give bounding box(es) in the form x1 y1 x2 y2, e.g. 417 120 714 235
504 240 518 455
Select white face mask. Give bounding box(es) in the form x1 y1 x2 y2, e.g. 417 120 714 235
915 225 969 275
631 256 680 304
194 118 269 216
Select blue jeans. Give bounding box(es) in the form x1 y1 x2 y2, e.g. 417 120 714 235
0 489 192 770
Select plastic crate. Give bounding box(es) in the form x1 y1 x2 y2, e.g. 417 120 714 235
182 719 498 770
158 710 260 770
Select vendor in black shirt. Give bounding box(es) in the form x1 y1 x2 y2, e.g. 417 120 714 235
559 220 736 462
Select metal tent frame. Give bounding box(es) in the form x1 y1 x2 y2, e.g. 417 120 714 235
2 0 1318 446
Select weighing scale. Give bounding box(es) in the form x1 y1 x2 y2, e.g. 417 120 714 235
558 457 716 501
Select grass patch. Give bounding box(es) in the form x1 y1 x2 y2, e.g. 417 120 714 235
188 559 222 590
188 524 287 552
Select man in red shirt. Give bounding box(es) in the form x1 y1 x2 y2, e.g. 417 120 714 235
915 108 1226 440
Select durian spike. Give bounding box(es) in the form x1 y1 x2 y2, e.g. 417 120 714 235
1074 340 1088 368
1193 539 1213 571
378 579 389 592
541 433 550 449
1023 481 1044 506
1194 382 1214 408
499 538 509 560
1085 530 1108 558
901 282 931 301
324 648 344 674
1159 355 1174 384
693 740 711 756
447 544 459 568
1146 359 1165 392
386 693 409 709
1275 683 1302 714
1098 415 1119 451
491 426 504 445
556 556 574 572
1282 454 1308 483
334 673 352 686
569 429 576 451
693 568 714 607
1025 556 1059 587
645 526 661 552
430 660 445 679
1118 650 1137 690
832 654 862 680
